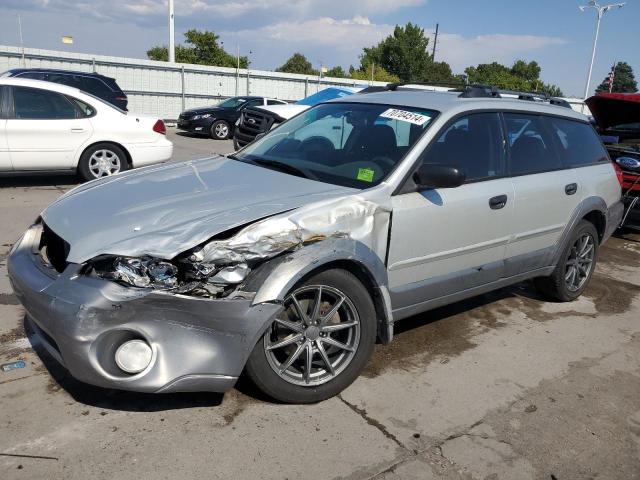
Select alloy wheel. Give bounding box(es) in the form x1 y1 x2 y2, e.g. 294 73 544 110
214 123 229 139
264 285 361 387
88 149 122 178
565 233 595 292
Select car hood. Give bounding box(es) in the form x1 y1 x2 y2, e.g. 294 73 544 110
586 93 640 130
42 156 354 263
181 106 226 116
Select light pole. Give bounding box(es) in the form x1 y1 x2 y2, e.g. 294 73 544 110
168 0 175 62
579 1 625 98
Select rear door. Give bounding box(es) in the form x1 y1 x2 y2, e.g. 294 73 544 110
504 112 582 266
6 86 93 170
0 86 10 171
388 112 515 312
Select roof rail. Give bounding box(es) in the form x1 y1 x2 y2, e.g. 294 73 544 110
457 85 572 109
386 80 466 91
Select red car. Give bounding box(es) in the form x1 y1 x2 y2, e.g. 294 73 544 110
586 93 640 229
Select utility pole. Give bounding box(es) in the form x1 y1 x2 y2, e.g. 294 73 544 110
168 0 175 63
432 23 439 61
371 62 375 84
236 44 240 96
579 1 625 99
17 15 25 67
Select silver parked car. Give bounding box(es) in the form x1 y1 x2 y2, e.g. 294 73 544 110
9 87 623 403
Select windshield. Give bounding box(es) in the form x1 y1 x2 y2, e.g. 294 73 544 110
218 97 249 108
296 87 357 106
234 102 437 188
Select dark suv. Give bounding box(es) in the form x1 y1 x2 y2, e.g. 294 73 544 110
1 68 128 111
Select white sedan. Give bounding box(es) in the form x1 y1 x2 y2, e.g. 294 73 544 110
0 77 173 181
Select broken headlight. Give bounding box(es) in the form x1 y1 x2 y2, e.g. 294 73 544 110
91 256 178 289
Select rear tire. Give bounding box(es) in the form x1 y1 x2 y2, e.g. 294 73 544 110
245 269 376 404
210 120 231 140
534 220 599 302
78 143 128 182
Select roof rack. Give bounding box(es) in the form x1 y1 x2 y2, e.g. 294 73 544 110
370 81 573 109
457 84 572 109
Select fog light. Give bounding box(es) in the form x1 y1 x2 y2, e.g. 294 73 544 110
115 340 152 374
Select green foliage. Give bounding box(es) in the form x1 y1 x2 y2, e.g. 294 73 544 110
147 29 248 68
464 60 563 97
595 61 638 93
423 60 457 84
348 63 400 83
360 22 430 82
324 66 347 78
276 53 318 75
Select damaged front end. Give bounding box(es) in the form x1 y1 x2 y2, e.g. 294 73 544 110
84 196 390 301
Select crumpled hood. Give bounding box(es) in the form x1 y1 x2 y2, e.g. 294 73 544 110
42 156 353 263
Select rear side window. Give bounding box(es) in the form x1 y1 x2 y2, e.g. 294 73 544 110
244 99 264 108
545 117 609 167
420 112 505 182
17 72 46 81
45 73 84 90
504 113 562 176
81 77 113 97
67 96 96 117
12 86 77 120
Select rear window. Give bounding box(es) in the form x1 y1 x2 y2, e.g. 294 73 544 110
545 117 609 167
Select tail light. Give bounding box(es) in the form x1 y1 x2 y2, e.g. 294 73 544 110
613 161 624 187
153 120 166 135
115 96 127 101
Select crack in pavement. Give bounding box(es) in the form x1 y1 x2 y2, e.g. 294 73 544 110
338 395 408 450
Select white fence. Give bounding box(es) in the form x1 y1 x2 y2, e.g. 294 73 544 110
0 45 382 119
0 45 587 119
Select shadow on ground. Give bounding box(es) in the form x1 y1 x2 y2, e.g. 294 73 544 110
0 174 79 188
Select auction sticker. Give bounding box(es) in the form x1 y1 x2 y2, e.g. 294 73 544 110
379 108 430 126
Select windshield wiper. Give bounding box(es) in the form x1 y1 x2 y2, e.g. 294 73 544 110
250 158 311 179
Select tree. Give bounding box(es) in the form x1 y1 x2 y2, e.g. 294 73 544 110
423 60 457 84
348 63 400 83
595 61 638 93
360 23 430 82
147 29 248 68
464 60 563 97
276 53 318 75
324 66 347 78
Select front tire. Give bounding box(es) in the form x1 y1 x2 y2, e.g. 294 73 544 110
245 269 376 404
210 120 231 140
78 143 128 182
534 220 599 302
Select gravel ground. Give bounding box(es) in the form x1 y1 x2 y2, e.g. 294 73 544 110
1 129 639 479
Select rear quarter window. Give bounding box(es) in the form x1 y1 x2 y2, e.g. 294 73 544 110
545 117 609 167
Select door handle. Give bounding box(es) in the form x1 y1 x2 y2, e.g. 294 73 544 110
489 194 508 210
565 183 578 195
70 128 86 133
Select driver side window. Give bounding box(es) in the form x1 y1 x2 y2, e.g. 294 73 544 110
419 112 505 182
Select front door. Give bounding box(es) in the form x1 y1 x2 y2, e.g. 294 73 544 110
388 112 514 314
6 86 92 170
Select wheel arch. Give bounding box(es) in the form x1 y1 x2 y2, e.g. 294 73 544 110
77 141 132 171
247 237 395 344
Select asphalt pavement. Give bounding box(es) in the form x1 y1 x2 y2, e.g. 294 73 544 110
1 129 639 479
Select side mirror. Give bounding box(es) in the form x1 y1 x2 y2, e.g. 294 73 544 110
414 164 465 190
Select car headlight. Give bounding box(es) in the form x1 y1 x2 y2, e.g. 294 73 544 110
91 256 178 289
192 113 212 120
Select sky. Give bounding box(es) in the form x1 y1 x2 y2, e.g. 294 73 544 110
0 0 638 97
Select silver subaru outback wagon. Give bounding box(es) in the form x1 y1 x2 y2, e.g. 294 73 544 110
8 87 623 403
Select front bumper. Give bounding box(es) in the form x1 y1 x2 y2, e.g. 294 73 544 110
7 225 282 393
176 118 213 135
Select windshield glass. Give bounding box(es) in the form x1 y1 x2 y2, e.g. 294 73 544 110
218 97 249 108
296 87 357 106
234 102 437 188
